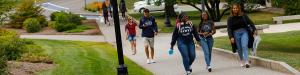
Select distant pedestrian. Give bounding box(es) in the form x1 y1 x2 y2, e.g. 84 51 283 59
102 2 110 26
198 11 216 72
227 4 257 68
170 12 200 75
125 16 137 55
139 9 158 64
119 0 127 19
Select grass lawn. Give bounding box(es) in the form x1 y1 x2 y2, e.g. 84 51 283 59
30 39 152 75
129 11 282 33
214 31 300 71
64 25 95 33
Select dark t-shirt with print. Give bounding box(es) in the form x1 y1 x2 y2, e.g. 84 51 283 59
199 21 213 38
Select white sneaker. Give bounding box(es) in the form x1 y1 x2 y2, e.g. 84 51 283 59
186 71 192 75
147 59 151 64
150 59 156 63
240 63 245 67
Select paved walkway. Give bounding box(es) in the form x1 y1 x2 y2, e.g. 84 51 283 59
97 17 295 75
19 19 300 75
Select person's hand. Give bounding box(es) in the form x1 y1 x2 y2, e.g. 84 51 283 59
253 30 258 37
143 24 147 27
168 47 174 55
203 32 209 37
230 38 235 43
154 32 158 35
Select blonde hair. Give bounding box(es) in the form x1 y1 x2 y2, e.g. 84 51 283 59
127 16 132 22
230 3 243 16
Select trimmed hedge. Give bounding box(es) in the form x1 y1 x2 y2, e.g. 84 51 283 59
50 11 87 32
55 23 77 32
23 18 42 33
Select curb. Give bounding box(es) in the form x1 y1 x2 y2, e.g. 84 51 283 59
213 47 300 75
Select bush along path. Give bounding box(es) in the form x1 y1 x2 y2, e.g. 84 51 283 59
32 39 152 75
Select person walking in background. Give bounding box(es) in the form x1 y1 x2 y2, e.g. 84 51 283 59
125 17 137 55
119 0 127 20
227 4 257 68
139 9 158 64
170 12 200 75
198 11 216 72
102 2 110 26
109 3 113 18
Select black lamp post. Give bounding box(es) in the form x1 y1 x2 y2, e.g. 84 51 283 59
110 0 128 75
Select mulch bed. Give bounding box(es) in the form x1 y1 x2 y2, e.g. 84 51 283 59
7 61 55 75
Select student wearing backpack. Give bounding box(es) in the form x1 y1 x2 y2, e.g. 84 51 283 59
139 9 158 64
198 11 216 72
125 17 137 55
170 12 200 75
227 4 257 68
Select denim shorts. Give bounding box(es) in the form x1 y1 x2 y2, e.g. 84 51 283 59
128 35 136 41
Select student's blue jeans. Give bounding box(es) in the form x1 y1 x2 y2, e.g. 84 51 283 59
234 28 249 63
200 37 214 66
177 38 196 71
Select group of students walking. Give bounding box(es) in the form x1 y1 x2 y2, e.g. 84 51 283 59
124 4 257 75
101 0 127 26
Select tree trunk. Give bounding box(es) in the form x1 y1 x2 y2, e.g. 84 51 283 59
165 5 177 17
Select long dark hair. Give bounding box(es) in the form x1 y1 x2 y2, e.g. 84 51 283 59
199 11 211 32
199 11 211 26
178 12 187 22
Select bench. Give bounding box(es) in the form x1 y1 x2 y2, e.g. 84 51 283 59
273 15 300 24
214 22 227 28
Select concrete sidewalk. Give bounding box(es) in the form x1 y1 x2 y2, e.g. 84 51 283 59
98 17 289 75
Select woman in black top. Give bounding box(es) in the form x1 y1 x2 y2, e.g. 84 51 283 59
227 4 257 68
170 12 200 75
198 11 216 72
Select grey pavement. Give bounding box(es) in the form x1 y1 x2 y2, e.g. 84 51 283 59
98 16 288 75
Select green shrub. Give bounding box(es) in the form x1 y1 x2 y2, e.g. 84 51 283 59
0 29 29 60
284 0 300 15
48 21 56 29
9 0 45 29
36 15 48 27
55 23 78 32
0 56 7 75
53 12 82 25
50 11 60 21
69 13 82 25
54 12 69 24
51 11 84 32
23 18 42 33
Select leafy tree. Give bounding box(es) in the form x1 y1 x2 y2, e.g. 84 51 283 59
165 0 177 17
179 0 262 21
9 0 45 28
0 0 17 26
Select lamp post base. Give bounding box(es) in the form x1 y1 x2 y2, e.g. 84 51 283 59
117 64 128 75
